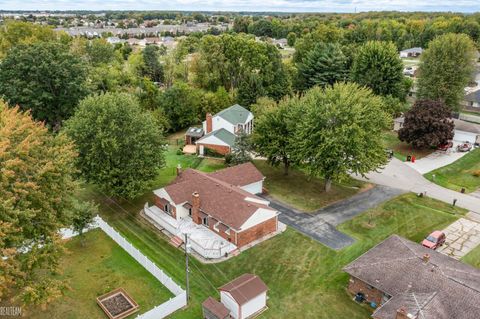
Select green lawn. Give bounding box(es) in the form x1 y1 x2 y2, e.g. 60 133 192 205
424 149 480 193
75 192 464 319
27 230 173 319
462 244 480 268
382 131 434 161
254 160 369 212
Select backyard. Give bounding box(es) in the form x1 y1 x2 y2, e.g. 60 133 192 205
424 148 480 193
26 230 173 319
80 189 464 319
463 244 480 268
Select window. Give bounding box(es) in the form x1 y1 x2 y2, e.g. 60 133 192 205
188 208 192 216
164 204 168 212
202 217 209 226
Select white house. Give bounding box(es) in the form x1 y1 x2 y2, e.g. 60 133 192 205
399 47 423 58
186 104 254 156
143 163 280 260
219 274 268 319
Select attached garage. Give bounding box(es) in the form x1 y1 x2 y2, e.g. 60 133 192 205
453 119 480 145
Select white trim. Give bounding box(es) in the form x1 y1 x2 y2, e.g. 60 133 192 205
239 208 278 231
196 134 230 147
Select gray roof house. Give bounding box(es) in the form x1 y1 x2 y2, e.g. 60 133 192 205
464 89 480 111
399 47 423 58
344 235 480 319
186 104 254 156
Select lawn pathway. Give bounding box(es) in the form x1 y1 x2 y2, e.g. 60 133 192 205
261 185 405 250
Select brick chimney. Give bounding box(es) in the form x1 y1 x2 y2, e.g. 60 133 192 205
191 192 202 224
396 307 414 319
206 113 212 133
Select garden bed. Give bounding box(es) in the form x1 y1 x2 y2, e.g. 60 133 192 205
97 288 139 319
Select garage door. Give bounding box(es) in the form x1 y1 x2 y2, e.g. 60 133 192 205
454 130 477 143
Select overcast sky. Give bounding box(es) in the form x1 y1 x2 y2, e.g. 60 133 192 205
0 0 478 13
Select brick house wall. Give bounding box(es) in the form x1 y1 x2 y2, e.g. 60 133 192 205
347 276 387 305
198 143 231 155
235 217 278 247
208 217 234 242
154 195 176 219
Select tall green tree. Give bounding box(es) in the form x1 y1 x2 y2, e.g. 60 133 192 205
142 45 164 83
65 93 166 199
0 102 78 306
253 96 300 175
417 33 476 111
0 42 88 128
351 41 405 99
158 82 203 131
293 83 391 191
297 42 348 90
228 130 252 166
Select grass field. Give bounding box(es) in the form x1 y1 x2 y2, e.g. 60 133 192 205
254 160 369 212
75 192 464 319
27 230 173 319
382 131 434 161
424 149 480 193
462 244 480 268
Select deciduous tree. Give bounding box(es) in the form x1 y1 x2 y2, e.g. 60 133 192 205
0 42 89 128
0 101 78 306
398 99 454 148
293 83 390 191
417 33 476 111
65 93 166 199
351 41 405 99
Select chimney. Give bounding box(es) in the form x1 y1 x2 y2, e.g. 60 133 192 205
191 192 202 224
206 113 212 133
176 164 182 176
423 253 430 263
396 307 415 319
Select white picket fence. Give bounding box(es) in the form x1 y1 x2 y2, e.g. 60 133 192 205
95 216 187 318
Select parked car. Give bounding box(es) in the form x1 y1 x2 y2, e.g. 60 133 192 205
422 231 446 250
457 142 472 152
437 141 453 151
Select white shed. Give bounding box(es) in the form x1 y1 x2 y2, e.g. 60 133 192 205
219 274 268 319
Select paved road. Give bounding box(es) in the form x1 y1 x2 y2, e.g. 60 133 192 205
262 185 405 250
356 158 480 214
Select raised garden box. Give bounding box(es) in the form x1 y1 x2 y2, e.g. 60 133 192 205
97 288 139 319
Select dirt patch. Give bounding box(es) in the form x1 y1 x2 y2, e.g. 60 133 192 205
97 288 139 319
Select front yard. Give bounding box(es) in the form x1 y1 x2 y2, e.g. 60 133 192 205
79 191 464 319
462 244 480 268
382 131 434 161
254 160 369 212
424 148 480 193
27 230 173 319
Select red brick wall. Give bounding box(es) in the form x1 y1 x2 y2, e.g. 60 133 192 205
208 217 234 242
235 217 277 247
154 195 176 218
192 192 202 224
198 143 231 155
347 276 385 305
206 113 212 133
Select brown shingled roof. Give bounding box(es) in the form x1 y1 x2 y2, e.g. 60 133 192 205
344 235 480 319
202 297 231 319
219 274 268 306
163 168 275 230
209 162 264 187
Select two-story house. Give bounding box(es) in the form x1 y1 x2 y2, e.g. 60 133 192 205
185 104 254 156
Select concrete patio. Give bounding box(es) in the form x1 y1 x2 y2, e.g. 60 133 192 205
437 217 480 259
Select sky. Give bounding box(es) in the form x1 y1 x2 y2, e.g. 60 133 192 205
0 0 479 13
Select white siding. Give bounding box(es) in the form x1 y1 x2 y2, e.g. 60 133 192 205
175 203 190 219
196 134 230 147
220 291 239 319
240 180 263 194
240 209 278 231
212 116 236 134
241 292 267 319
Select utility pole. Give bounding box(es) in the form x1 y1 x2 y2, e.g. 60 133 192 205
184 233 190 304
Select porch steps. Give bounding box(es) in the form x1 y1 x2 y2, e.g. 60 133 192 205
169 236 184 248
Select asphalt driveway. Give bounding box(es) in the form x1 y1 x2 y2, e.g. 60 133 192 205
262 185 405 250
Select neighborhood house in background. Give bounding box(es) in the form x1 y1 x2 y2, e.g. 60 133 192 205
185 104 254 156
344 235 480 319
399 47 423 58
202 273 268 319
143 163 282 259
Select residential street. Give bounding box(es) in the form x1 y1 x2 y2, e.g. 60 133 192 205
356 158 480 214
262 185 405 250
